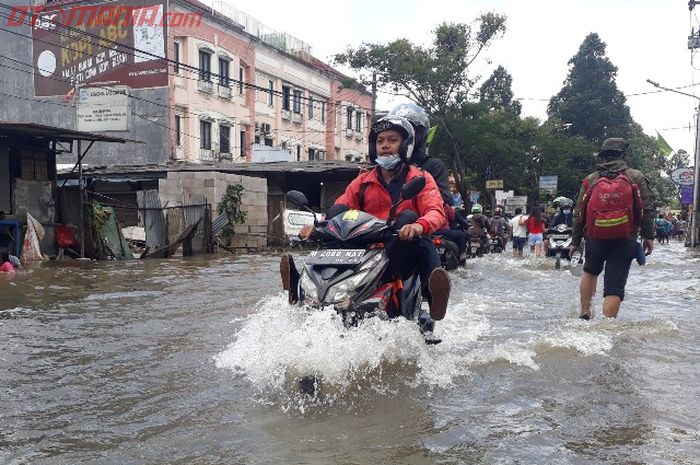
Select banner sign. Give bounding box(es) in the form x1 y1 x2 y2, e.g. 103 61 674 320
670 167 694 186
485 179 504 189
77 85 129 131
495 189 514 206
538 175 558 194
680 185 694 205
31 0 168 96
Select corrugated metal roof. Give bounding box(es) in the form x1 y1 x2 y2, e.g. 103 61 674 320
57 160 369 179
0 122 143 144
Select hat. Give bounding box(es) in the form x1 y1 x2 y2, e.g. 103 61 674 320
597 138 629 157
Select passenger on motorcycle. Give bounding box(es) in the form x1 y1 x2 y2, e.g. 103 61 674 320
296 116 451 321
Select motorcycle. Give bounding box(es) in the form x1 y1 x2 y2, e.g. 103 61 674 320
546 223 573 270
489 234 506 254
433 235 460 270
466 227 489 258
283 176 440 341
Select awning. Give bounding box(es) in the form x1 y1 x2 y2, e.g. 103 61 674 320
0 121 143 144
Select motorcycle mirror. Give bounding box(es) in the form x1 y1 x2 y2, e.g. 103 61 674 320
400 176 426 201
286 190 309 208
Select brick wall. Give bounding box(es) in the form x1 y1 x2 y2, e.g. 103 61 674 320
159 171 268 250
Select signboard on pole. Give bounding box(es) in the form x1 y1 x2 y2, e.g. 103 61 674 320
670 167 694 186
505 195 527 214
539 175 558 195
495 189 514 206
77 85 129 131
485 179 504 189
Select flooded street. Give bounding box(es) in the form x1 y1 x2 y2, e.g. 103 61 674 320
1 242 699 464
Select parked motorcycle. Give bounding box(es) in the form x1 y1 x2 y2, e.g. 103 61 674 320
546 223 573 270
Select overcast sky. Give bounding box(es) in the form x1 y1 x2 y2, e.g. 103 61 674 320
212 0 698 155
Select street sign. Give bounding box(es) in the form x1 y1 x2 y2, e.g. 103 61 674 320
486 179 504 189
670 167 694 186
539 175 558 194
495 190 514 205
681 185 694 204
505 195 527 214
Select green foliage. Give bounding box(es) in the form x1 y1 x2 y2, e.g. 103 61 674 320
218 184 247 240
479 65 521 115
547 33 633 144
334 16 506 115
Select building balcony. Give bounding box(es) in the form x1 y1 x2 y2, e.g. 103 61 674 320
197 80 213 94
291 112 302 124
199 148 215 161
217 85 232 99
281 109 291 121
344 128 354 138
354 131 363 141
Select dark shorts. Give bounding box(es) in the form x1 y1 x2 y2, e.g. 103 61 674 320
512 236 527 251
583 239 636 300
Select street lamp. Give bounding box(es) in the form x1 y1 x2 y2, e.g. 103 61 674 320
646 79 700 247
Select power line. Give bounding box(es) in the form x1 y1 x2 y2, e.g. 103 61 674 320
0 5 374 114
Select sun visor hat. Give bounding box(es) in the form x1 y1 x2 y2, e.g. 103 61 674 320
368 116 415 164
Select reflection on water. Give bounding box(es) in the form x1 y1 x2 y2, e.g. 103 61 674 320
1 244 699 464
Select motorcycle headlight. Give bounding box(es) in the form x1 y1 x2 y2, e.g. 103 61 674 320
325 269 369 303
300 272 318 302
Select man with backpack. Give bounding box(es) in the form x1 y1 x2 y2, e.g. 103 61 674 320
569 138 655 319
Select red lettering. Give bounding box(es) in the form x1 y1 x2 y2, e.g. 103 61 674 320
7 6 29 26
66 5 98 28
134 5 159 27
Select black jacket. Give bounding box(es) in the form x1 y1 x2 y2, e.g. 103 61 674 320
412 148 452 206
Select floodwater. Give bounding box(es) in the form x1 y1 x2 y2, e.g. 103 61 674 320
1 242 699 464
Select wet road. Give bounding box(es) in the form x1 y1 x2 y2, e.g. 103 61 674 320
1 242 699 464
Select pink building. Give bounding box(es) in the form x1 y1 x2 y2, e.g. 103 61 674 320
167 0 372 164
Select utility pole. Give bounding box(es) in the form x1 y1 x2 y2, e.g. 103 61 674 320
371 72 377 124
647 79 700 247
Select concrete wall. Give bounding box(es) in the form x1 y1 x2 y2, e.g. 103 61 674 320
158 171 268 249
0 0 170 166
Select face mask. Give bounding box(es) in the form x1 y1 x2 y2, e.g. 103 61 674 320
562 209 571 215
376 154 402 170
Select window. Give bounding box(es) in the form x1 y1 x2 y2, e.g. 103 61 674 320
219 58 229 87
175 115 182 147
321 101 326 123
355 111 361 132
200 120 211 149
173 42 180 74
292 90 302 114
254 135 260 144
308 96 314 119
346 107 353 129
240 130 247 159
268 79 274 106
238 66 245 95
264 137 273 147
198 50 211 82
282 85 291 111
220 125 230 153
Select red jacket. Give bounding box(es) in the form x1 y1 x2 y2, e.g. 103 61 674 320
335 165 446 235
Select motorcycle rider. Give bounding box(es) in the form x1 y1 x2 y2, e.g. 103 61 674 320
489 206 509 250
543 197 574 256
468 204 491 251
288 115 451 322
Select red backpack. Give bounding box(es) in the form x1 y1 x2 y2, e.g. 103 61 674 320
581 172 642 240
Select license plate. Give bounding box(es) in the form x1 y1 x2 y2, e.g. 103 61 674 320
551 234 570 240
306 249 365 265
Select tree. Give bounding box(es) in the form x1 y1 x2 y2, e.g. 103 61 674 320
479 65 521 115
547 33 633 144
335 16 506 117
